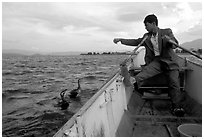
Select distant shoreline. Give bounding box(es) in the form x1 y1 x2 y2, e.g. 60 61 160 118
2 51 201 57
80 52 129 55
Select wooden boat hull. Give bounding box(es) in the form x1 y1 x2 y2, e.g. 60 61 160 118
54 47 202 137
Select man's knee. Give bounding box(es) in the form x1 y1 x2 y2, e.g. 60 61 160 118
135 73 146 87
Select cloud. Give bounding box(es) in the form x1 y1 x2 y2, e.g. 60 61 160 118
2 2 202 52
176 23 202 43
115 2 178 23
117 12 147 23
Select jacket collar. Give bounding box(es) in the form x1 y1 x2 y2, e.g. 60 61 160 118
144 28 162 53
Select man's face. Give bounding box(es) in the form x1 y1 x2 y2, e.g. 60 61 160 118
144 22 155 33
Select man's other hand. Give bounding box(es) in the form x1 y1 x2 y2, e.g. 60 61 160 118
162 35 171 42
113 38 122 44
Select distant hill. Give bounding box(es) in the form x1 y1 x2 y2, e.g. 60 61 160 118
180 39 202 50
2 49 82 56
48 51 82 56
2 49 39 55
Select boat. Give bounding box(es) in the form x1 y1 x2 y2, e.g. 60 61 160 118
54 46 202 137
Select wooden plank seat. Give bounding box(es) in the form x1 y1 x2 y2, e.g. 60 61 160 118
142 92 170 100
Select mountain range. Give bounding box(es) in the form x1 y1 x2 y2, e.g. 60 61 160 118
180 38 202 50
2 38 202 56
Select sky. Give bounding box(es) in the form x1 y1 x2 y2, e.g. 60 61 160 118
2 1 202 53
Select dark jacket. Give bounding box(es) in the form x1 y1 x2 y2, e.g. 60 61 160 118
120 28 179 70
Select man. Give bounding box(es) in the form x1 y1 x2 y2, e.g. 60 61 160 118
113 14 185 116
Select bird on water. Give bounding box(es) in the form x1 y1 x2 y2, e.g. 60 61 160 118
59 89 69 110
68 79 81 98
58 79 81 109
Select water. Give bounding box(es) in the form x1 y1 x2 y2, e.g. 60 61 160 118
2 54 128 137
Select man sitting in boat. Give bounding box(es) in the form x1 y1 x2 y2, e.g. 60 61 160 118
113 14 185 116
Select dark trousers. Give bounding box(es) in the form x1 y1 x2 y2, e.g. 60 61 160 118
135 59 182 107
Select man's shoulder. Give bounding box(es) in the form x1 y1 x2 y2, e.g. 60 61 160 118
160 28 171 31
160 28 173 34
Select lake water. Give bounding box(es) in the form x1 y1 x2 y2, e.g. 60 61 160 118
2 54 128 137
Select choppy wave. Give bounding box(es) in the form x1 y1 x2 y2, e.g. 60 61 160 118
2 54 128 137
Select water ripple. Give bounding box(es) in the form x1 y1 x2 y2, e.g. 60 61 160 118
2 54 128 137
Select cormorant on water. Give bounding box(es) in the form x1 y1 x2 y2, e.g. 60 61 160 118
59 89 69 110
68 79 81 98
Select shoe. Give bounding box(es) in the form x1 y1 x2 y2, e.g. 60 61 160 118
172 107 185 117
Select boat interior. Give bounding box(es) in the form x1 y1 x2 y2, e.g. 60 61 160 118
116 63 202 137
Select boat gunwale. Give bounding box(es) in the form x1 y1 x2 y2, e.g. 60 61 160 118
178 55 202 67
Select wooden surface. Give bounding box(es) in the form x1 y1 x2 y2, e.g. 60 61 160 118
116 91 202 137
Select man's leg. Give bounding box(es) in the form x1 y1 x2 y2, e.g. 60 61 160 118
135 60 162 88
165 70 185 116
120 60 162 87
165 70 183 107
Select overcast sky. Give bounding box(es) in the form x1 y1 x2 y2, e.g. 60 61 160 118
2 2 202 53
